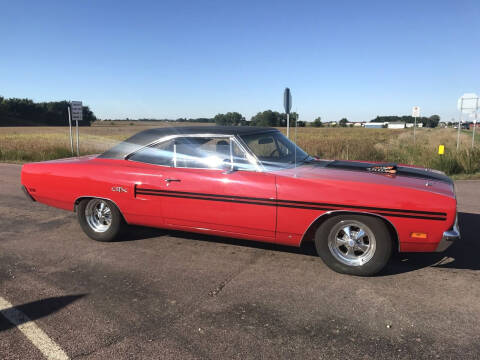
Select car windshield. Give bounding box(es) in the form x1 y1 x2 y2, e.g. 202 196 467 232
240 131 313 170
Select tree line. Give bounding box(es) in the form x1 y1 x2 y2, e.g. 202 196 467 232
213 111 306 127
0 95 442 129
0 96 96 126
109 111 308 127
370 115 440 128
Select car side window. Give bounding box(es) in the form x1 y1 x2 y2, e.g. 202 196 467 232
128 139 175 166
174 137 230 169
128 136 258 171
243 134 281 160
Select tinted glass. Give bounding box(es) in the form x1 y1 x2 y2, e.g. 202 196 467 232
174 137 231 169
240 131 311 169
128 136 258 171
128 139 175 166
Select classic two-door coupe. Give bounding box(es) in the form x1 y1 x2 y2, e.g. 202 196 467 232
21 126 460 276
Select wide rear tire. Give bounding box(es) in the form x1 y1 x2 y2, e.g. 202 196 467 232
314 214 393 276
77 198 126 242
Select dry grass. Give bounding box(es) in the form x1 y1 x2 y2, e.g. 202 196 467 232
1 123 479 175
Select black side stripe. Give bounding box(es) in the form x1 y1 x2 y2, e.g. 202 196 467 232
136 190 446 221
136 187 447 217
137 191 282 208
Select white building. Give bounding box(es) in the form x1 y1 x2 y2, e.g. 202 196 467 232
387 122 406 129
365 122 387 128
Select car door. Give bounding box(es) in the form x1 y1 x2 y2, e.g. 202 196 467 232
130 135 277 241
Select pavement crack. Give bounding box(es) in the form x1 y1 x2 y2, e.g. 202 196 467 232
207 251 264 298
208 279 227 297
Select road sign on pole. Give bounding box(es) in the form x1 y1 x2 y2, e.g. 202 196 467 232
412 106 420 118
70 101 82 156
457 93 479 150
284 88 292 138
457 93 478 113
412 106 420 144
70 101 83 121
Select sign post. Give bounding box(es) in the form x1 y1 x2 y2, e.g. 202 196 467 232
472 103 478 149
412 106 420 144
70 101 83 156
67 106 74 155
284 88 292 138
457 93 479 150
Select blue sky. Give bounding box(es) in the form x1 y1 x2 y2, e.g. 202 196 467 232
1 0 479 122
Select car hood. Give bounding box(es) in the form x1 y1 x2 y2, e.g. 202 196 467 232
274 159 455 198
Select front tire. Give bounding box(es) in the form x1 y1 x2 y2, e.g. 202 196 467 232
77 198 125 242
314 215 393 276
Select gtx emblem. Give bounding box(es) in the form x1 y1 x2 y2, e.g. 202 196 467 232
111 186 127 193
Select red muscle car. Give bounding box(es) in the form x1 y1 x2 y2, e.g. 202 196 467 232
21 126 460 276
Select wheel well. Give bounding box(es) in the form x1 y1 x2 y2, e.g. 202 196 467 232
300 211 399 252
73 196 127 223
74 197 89 212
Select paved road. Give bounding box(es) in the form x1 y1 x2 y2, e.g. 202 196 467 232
1 163 479 359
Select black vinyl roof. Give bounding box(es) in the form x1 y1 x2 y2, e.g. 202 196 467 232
99 126 278 159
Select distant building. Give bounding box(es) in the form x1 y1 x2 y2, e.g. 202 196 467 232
405 123 423 128
387 122 406 129
365 122 386 128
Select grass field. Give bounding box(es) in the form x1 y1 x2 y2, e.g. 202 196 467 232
1 122 479 176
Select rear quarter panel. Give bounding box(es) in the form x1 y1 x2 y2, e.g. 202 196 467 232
21 157 139 223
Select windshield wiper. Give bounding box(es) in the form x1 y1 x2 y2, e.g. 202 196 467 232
288 155 314 165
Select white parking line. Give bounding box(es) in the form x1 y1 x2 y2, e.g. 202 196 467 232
0 296 69 360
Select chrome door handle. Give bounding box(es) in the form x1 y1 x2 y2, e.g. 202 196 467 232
164 178 181 183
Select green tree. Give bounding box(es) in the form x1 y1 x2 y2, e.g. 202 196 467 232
339 118 348 127
297 120 306 127
214 112 245 126
312 117 323 127
425 115 440 128
0 96 96 126
250 110 281 126
250 110 299 127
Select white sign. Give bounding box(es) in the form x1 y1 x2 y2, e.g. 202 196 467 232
457 93 478 114
70 101 83 121
412 106 420 118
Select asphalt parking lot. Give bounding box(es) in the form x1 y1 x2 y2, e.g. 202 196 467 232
1 163 479 359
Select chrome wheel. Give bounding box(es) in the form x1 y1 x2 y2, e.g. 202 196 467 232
327 220 376 267
85 199 112 233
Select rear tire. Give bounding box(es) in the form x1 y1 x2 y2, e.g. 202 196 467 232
77 198 125 242
314 215 392 276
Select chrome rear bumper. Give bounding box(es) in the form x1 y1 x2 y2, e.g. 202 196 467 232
435 215 460 252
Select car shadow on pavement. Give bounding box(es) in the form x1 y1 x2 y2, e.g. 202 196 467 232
123 225 318 256
381 212 480 276
122 212 478 276
0 294 86 333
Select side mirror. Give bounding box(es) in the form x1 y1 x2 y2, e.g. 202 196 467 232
221 159 238 174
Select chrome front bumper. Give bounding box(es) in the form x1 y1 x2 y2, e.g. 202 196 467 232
435 215 460 252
